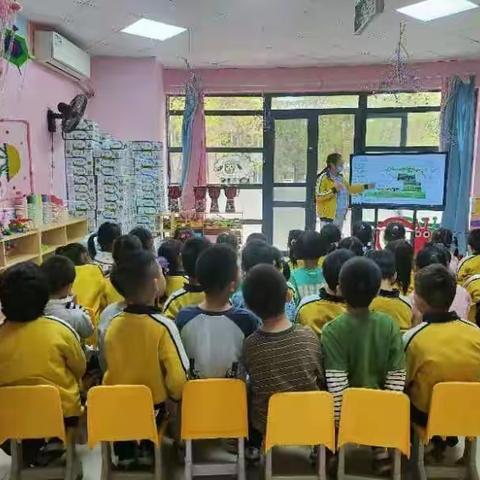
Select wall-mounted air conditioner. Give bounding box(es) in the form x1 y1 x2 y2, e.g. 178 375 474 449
34 31 91 81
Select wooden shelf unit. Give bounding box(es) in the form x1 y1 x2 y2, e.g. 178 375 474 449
0 217 88 270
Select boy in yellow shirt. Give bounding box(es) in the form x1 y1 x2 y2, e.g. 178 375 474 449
464 274 480 324
0 262 86 464
104 251 189 469
404 264 480 429
296 248 354 334
163 237 211 321
367 249 413 332
457 229 480 284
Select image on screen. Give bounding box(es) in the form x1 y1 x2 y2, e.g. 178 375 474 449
350 153 448 209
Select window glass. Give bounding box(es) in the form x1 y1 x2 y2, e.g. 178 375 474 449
168 115 182 148
366 116 402 147
168 96 185 110
169 153 182 184
206 116 263 148
272 95 358 110
407 112 440 147
204 96 263 110
368 92 441 108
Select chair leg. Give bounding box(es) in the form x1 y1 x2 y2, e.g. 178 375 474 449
412 433 427 480
237 438 246 480
185 440 193 480
10 440 22 480
65 438 75 480
337 446 346 480
101 442 112 480
467 437 479 480
392 449 401 480
265 449 273 480
318 445 327 480
154 443 162 480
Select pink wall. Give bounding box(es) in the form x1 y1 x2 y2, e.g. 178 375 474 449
88 57 164 142
1 61 79 198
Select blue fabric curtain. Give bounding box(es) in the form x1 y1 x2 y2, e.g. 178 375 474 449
180 77 199 187
440 76 476 254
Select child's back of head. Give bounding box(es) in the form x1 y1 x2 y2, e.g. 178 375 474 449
216 232 239 251
196 244 238 297
158 239 183 275
0 262 49 322
416 244 449 270
41 255 76 298
243 264 287 321
181 237 211 280
111 251 164 304
323 249 355 293
241 240 281 273
340 257 381 309
88 221 121 258
384 222 406 244
112 234 143 265
298 231 323 262
366 249 396 282
319 224 341 255
431 228 453 249
352 221 373 248
338 237 364 257
386 239 414 295
415 264 456 314
468 229 480 254
129 226 154 252
55 243 89 266
246 232 268 244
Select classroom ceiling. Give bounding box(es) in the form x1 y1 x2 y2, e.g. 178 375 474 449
21 0 480 68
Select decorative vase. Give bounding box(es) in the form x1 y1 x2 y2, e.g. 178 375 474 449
224 186 238 213
194 186 207 213
168 185 182 212
208 185 222 213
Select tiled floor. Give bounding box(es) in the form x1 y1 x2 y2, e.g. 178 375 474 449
0 438 473 479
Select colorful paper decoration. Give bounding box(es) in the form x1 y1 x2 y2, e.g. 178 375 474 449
3 28 30 68
0 143 20 180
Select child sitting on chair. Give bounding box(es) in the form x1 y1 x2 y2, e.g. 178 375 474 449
0 262 86 465
176 245 258 379
41 255 94 339
103 251 188 469
404 264 480 429
296 248 354 335
457 229 480 284
243 264 324 461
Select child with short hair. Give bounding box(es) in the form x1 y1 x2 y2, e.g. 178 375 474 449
286 229 304 271
415 244 471 320
216 231 239 251
404 264 480 428
322 257 406 421
157 239 187 299
129 226 154 252
0 262 86 463
464 274 480 325
338 236 364 256
57 243 107 328
104 251 188 468
457 229 480 284
352 221 373 252
176 245 258 379
290 231 325 299
163 237 211 320
318 223 342 266
367 250 412 332
431 227 458 273
232 240 297 322
41 255 94 339
87 221 122 274
243 264 324 458
296 249 354 334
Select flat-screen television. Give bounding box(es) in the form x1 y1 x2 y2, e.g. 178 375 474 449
350 152 448 209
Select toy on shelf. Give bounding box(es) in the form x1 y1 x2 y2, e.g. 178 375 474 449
208 185 221 213
8 217 30 233
224 186 238 213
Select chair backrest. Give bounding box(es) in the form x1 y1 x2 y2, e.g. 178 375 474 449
265 391 335 453
426 382 480 440
87 385 158 448
0 386 66 444
338 388 410 457
181 379 248 440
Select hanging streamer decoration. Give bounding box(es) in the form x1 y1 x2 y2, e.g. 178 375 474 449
379 22 420 96
0 0 22 83
3 27 30 69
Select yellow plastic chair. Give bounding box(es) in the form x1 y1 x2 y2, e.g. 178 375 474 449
411 382 480 480
0 385 81 480
181 379 248 480
87 385 167 480
338 388 410 480
264 392 336 480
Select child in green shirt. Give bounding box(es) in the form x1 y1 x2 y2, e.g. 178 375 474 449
322 257 406 419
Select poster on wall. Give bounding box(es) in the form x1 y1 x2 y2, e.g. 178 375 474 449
354 0 384 34
0 120 33 205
